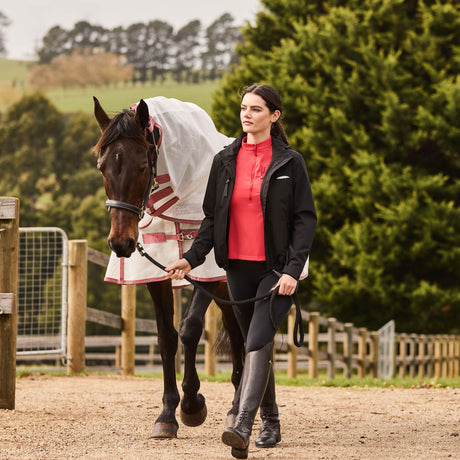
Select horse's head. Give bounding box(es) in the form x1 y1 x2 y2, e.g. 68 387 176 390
93 97 158 258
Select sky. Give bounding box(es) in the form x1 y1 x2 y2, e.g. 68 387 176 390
2 0 261 60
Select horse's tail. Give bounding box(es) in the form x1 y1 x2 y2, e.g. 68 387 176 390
214 327 232 357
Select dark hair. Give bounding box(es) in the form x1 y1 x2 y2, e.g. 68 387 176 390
241 84 288 144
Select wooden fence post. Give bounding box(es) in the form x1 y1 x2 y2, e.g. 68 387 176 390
409 333 417 378
121 284 136 376
434 335 442 379
67 240 87 375
173 289 182 374
287 306 298 379
358 327 367 378
115 346 122 367
204 301 217 377
427 336 434 378
418 335 426 379
370 331 379 378
0 197 19 410
454 337 460 378
327 318 337 379
343 323 353 379
398 333 407 378
441 335 449 378
447 335 455 379
308 312 319 379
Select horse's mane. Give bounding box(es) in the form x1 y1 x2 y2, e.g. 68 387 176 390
94 109 150 154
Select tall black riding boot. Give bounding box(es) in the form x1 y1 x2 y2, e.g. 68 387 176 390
255 367 281 448
226 375 242 428
221 342 272 459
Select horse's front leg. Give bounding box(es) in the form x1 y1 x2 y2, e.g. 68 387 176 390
178 281 220 426
146 280 180 438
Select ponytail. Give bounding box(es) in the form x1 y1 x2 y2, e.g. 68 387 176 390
271 120 288 145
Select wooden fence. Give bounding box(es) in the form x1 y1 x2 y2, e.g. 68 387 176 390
60 240 458 380
281 311 460 380
0 197 20 410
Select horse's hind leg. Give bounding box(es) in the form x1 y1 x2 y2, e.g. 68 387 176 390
146 280 180 438
178 282 220 426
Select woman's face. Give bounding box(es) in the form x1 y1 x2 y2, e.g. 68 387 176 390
240 93 280 142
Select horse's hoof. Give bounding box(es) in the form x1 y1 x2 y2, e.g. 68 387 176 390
179 403 207 427
150 422 178 438
226 413 236 428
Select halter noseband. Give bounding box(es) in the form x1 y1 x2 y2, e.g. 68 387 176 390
105 112 161 219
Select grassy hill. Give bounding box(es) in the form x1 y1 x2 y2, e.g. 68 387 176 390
45 81 220 114
0 58 33 82
0 58 220 114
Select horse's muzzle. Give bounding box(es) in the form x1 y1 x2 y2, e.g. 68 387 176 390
108 237 137 258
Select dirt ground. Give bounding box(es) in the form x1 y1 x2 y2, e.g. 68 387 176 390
0 375 459 460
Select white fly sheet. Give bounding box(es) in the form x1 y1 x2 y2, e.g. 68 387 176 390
105 97 232 288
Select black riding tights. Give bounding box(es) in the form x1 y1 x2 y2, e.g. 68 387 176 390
226 259 293 352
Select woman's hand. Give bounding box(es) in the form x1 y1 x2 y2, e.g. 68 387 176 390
273 273 298 296
166 258 192 280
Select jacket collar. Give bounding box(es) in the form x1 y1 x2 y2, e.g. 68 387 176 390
219 134 290 165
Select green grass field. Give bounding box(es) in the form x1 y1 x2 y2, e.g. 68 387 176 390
46 80 220 114
0 58 220 114
0 58 32 83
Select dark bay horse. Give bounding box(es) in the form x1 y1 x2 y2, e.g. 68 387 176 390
93 97 244 438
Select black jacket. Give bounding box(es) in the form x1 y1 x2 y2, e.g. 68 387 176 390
183 134 317 280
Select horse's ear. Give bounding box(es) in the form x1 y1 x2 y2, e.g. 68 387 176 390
135 99 150 131
93 96 110 132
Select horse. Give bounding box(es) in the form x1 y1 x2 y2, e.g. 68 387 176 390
93 96 244 438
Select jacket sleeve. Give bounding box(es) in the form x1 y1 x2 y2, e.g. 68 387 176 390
282 152 317 279
182 155 220 269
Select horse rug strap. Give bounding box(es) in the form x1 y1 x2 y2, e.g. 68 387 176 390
142 229 198 243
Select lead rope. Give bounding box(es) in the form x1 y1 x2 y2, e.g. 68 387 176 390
136 242 304 347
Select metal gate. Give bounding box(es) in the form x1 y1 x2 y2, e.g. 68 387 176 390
16 227 68 360
377 320 395 379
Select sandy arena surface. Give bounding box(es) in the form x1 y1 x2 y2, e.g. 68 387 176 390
0 375 459 459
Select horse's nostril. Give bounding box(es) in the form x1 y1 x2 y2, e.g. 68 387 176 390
127 238 136 254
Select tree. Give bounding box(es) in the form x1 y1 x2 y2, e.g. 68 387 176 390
0 92 64 223
173 20 202 83
202 13 241 80
0 11 10 56
212 0 460 333
144 20 174 82
35 15 244 82
37 25 71 63
29 49 133 88
124 22 151 82
69 21 106 50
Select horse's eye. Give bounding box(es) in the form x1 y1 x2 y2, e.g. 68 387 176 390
139 164 149 174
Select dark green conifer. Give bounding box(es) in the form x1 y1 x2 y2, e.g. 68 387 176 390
213 0 460 332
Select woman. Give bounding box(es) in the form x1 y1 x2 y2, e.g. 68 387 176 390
167 84 316 459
